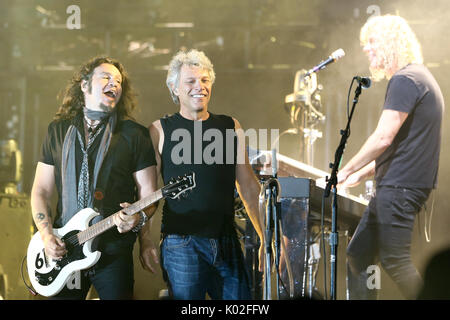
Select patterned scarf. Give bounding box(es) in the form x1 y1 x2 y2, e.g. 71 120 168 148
60 107 117 225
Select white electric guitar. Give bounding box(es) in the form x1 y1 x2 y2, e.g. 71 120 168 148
26 172 196 297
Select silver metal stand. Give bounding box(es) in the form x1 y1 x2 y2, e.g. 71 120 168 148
285 69 325 166
259 177 281 300
307 238 321 298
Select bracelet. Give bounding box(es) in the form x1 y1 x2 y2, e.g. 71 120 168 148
132 211 149 233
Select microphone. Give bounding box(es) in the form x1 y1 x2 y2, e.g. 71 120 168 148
304 48 345 77
355 76 371 89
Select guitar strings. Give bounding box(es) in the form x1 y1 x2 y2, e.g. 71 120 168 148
61 203 143 247
61 192 160 247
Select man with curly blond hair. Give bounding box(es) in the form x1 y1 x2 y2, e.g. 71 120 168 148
337 15 444 299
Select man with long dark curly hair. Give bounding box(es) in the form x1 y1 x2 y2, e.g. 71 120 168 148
54 57 137 121
30 56 159 299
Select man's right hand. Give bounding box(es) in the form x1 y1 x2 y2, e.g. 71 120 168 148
340 172 363 189
41 232 67 260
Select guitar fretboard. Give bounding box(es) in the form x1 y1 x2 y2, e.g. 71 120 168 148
77 189 163 245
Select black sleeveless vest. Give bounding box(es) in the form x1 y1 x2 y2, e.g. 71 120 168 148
160 112 237 238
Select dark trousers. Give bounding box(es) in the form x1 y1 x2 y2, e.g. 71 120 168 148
346 186 430 300
50 251 134 300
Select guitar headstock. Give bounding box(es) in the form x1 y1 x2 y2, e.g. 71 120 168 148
162 172 196 200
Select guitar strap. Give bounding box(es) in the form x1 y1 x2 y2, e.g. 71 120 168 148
91 130 120 219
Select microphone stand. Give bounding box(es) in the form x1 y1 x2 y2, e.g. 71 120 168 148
262 151 281 300
323 79 364 300
273 185 282 300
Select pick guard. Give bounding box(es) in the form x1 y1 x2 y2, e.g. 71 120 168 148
34 230 86 286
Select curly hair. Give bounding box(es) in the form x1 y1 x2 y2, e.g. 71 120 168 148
360 15 423 81
55 56 137 120
166 49 215 105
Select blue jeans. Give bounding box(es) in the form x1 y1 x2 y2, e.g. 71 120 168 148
347 186 430 300
161 234 251 300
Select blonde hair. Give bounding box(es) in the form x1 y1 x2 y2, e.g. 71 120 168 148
166 49 215 105
360 15 423 81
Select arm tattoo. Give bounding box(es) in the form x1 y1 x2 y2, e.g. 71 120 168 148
34 212 51 231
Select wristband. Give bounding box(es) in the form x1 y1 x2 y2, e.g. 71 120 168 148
132 211 149 233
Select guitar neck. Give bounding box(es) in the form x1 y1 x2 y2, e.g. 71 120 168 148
77 189 163 245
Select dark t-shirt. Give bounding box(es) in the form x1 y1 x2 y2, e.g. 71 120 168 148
160 112 237 238
39 113 156 253
375 64 444 189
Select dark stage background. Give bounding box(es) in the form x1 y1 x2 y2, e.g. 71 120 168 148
0 0 449 300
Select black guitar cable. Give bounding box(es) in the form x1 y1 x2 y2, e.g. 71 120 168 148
20 255 38 296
